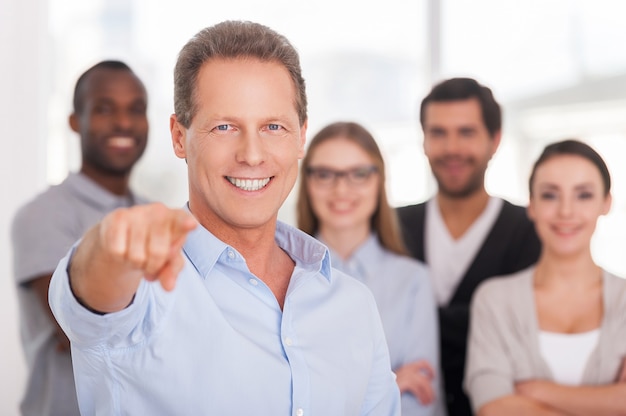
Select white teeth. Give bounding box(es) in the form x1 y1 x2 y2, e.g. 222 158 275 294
227 177 271 191
330 201 352 211
554 225 577 234
109 136 134 148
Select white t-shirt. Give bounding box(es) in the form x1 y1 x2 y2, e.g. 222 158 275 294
425 197 503 306
539 329 600 385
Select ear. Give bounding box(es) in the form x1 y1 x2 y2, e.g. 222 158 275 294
601 192 613 216
170 114 187 159
69 113 79 133
489 130 502 158
297 120 308 159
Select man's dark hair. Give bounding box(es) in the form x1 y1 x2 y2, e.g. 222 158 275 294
72 60 134 113
420 77 501 137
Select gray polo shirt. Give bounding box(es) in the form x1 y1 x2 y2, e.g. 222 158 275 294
11 172 147 416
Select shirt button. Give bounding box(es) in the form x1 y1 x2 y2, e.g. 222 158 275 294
284 337 293 346
227 250 235 259
296 408 304 416
249 278 258 286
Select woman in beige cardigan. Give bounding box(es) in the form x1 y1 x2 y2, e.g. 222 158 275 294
465 139 626 416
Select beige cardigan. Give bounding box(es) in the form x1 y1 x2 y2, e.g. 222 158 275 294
464 267 626 413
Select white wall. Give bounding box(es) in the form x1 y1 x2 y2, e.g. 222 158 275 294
0 0 47 414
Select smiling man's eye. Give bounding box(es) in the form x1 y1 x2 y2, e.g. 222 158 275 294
130 104 147 115
216 125 229 131
94 104 113 115
268 124 281 131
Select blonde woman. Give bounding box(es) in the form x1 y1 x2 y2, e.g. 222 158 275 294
465 139 626 415
297 122 443 415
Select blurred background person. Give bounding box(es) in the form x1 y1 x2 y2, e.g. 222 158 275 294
10 60 149 416
297 121 442 416
465 139 626 415
397 78 542 416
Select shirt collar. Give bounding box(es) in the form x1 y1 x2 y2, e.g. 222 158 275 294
321 233 381 272
66 172 138 210
182 217 228 279
276 221 332 282
182 210 332 283
352 233 382 262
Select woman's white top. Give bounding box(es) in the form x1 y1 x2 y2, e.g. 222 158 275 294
539 329 600 385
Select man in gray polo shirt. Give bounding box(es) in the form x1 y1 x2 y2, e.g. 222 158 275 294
11 60 149 416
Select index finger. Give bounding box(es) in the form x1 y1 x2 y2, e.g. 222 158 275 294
141 208 196 277
171 208 198 238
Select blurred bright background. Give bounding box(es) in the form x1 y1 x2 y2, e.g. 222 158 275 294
2 0 625 413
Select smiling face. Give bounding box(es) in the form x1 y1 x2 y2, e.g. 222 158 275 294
422 98 500 198
170 58 306 235
71 68 148 177
528 154 612 259
305 137 380 236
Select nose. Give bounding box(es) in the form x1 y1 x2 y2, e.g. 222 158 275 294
444 135 462 153
557 196 573 218
114 109 134 131
235 130 265 166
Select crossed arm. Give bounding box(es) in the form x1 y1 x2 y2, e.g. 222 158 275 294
468 282 626 416
479 372 626 416
395 360 436 405
512 372 626 416
478 394 565 416
394 269 440 408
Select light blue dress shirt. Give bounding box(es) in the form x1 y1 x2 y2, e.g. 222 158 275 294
49 221 400 416
323 234 441 416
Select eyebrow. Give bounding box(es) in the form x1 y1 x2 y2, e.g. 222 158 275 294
201 114 295 125
92 96 146 105
536 182 596 191
426 126 446 134
574 183 595 191
307 164 373 171
426 124 478 133
458 126 477 134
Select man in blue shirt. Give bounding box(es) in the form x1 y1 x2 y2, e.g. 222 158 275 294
49 21 400 415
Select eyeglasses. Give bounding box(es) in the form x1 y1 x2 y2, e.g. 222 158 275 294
306 165 378 187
